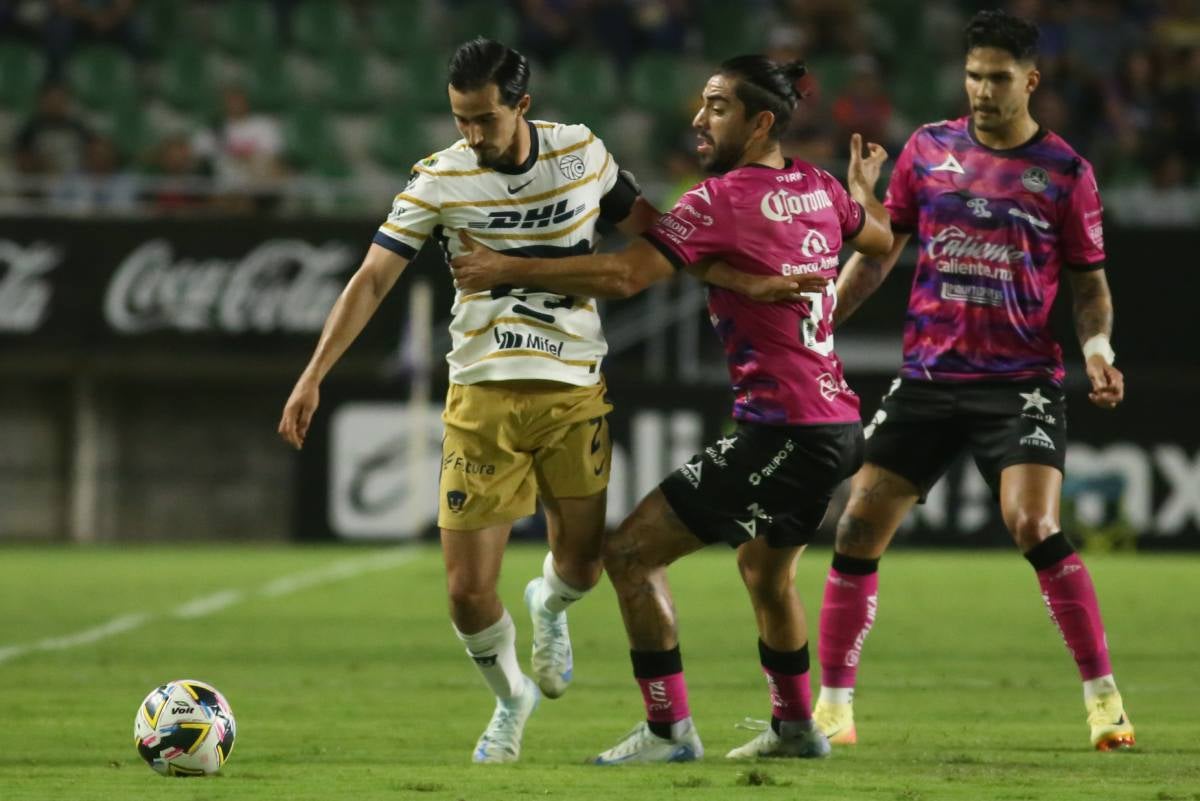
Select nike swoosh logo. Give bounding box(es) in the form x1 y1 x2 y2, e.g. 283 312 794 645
507 179 534 194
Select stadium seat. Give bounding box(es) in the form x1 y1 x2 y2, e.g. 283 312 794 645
138 0 196 49
444 1 517 46
369 0 434 58
66 46 137 111
317 48 375 112
0 42 45 111
284 106 350 177
370 108 434 171
292 0 360 56
243 48 296 113
101 100 154 164
158 44 219 118
698 0 762 58
545 51 618 131
211 0 277 56
628 53 707 115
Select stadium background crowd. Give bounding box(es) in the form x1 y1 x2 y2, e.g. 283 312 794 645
1 0 1197 223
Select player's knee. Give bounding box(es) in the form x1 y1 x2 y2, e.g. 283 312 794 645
555 552 604 591
1006 508 1058 551
602 519 652 586
445 576 496 620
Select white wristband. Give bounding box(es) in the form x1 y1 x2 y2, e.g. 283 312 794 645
1082 334 1115 365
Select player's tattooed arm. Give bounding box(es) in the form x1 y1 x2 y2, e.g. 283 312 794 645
834 232 910 328
1067 268 1124 409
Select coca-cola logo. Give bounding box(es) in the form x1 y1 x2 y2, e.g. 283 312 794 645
0 240 60 333
104 238 355 334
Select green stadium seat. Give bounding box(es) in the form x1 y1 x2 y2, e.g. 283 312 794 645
370 108 434 171
318 47 375 112
292 0 360 56
628 53 706 115
243 48 296 113
445 1 517 46
101 100 155 164
158 44 218 118
138 0 197 48
698 0 762 58
284 107 350 177
66 46 137 111
370 0 435 58
545 51 618 129
0 42 46 111
211 0 277 56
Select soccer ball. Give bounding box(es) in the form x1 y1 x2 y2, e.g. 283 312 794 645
133 679 237 777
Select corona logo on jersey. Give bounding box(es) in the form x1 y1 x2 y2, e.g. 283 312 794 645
759 187 833 223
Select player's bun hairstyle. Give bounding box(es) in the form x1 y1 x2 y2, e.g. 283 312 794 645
718 55 807 139
448 37 530 107
965 10 1039 63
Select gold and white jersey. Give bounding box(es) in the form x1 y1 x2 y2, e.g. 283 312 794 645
373 119 621 386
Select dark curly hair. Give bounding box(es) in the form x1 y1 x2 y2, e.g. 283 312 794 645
965 9 1039 62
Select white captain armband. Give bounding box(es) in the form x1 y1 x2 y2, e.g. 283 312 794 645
1082 334 1115 365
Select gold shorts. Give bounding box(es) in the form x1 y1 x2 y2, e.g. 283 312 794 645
438 379 613 530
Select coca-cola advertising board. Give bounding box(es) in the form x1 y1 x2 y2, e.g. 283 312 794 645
0 218 432 351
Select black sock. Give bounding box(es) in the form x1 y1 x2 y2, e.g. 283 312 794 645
1023 531 1075 571
647 720 674 739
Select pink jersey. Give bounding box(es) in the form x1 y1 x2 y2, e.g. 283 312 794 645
644 160 865 425
886 116 1106 384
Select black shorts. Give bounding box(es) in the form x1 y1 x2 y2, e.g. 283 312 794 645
659 420 864 549
863 377 1067 500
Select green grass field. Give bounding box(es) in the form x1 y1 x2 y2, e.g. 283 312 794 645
0 544 1196 801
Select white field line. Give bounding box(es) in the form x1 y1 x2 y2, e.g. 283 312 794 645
0 548 419 666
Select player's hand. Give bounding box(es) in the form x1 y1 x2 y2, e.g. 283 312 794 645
742 273 826 302
450 231 510 294
847 132 888 192
278 376 319 450
1085 355 1124 409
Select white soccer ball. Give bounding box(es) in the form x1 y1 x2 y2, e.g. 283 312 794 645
133 679 237 777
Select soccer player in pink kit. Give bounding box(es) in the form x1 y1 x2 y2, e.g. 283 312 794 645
453 55 893 762
812 10 1134 752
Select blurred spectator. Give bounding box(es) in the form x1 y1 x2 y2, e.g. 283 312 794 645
13 82 94 175
192 86 286 193
48 132 138 213
44 0 145 77
1107 151 1200 226
150 133 210 213
830 54 895 152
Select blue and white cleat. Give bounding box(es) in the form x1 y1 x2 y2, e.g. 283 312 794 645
524 578 573 699
472 676 540 764
592 718 703 765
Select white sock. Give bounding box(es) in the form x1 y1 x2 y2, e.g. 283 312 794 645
1083 674 1118 700
454 610 525 700
537 551 586 615
819 686 854 705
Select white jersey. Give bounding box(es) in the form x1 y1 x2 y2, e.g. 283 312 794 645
373 119 622 386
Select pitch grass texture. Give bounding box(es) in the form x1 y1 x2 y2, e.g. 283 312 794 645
0 544 1196 801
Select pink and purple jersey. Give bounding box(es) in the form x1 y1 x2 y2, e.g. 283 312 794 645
644 160 865 425
886 116 1106 384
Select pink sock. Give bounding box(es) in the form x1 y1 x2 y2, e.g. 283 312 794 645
818 565 879 688
1036 553 1113 680
764 667 813 722
636 673 691 723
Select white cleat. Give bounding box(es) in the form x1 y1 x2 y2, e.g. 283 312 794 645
726 718 831 759
472 677 541 764
525 578 573 699
592 718 703 765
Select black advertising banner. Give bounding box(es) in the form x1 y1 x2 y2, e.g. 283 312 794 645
0 217 454 354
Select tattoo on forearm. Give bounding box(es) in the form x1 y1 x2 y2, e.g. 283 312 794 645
1070 272 1113 344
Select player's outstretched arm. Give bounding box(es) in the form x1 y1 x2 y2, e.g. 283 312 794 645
1067 268 1124 410
846 132 894 257
452 231 674 299
278 244 410 449
834 232 910 328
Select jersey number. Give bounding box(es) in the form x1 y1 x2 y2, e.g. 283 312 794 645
799 279 836 357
